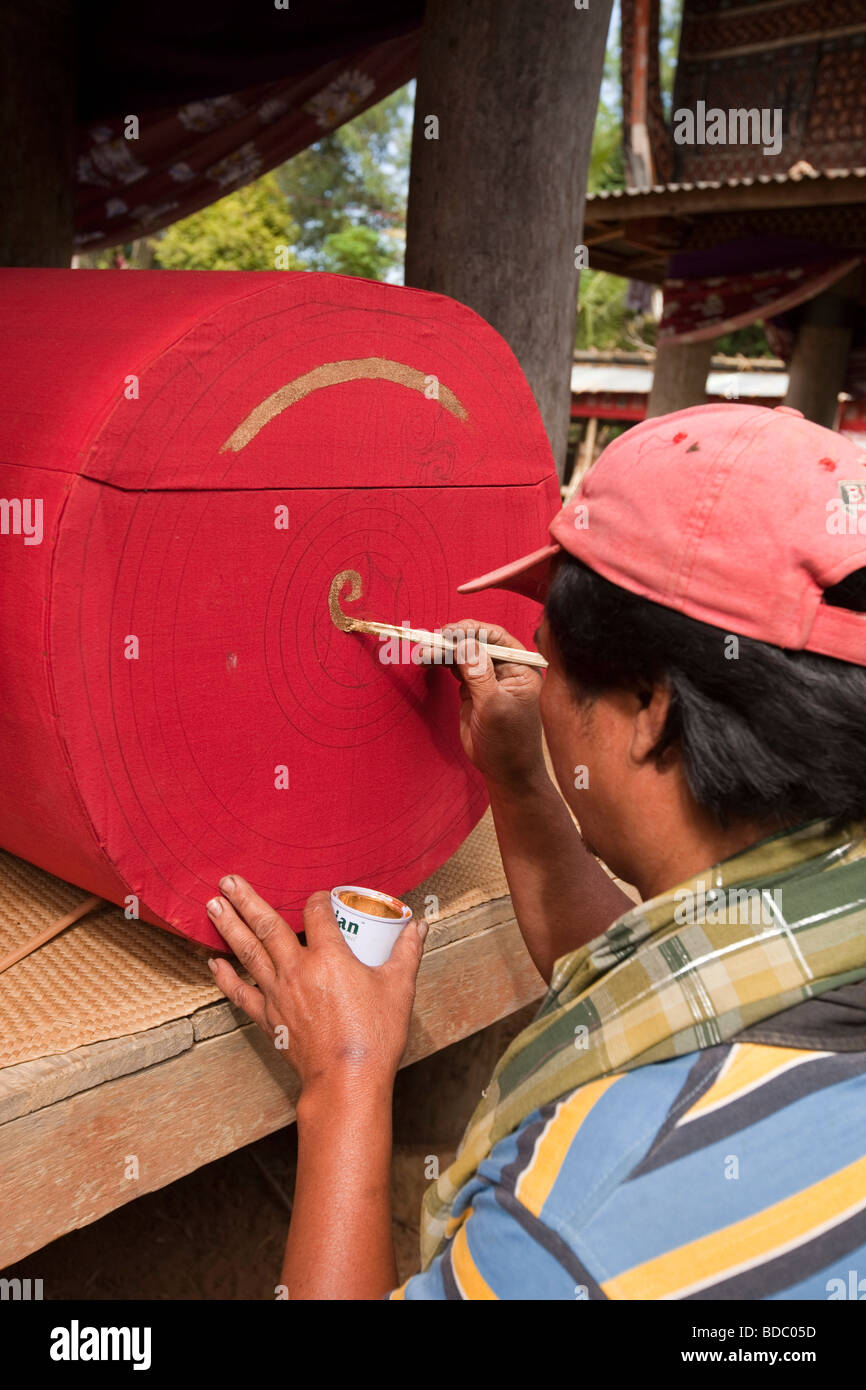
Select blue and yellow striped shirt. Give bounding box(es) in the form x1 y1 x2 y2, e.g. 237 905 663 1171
388 984 866 1299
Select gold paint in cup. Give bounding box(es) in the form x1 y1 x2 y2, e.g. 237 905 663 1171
330 884 412 966
338 889 404 919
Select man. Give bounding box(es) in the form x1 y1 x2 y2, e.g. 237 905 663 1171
207 402 866 1299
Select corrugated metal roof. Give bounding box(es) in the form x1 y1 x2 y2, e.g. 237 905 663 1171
706 371 789 398
587 167 866 202
570 362 789 398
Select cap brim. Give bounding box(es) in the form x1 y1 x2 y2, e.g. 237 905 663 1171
457 543 561 602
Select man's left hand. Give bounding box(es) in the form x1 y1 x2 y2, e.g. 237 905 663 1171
205 879 426 1096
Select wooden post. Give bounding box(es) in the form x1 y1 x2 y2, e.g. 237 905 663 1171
783 269 862 429
647 335 714 417
1 0 75 265
580 414 599 477
563 414 598 502
404 0 614 476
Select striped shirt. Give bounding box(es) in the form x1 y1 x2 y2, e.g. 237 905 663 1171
388 981 866 1299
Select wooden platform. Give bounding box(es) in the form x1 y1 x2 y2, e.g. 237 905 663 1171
0 895 544 1269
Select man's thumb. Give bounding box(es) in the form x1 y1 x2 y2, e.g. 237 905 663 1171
454 635 498 698
385 917 427 977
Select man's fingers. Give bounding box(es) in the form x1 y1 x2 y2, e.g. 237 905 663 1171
208 956 269 1032
213 875 298 972
452 636 500 700
302 890 348 951
207 891 278 986
417 619 528 676
450 619 527 652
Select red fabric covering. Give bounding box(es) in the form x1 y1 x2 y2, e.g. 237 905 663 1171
660 255 866 398
0 269 558 949
659 257 863 346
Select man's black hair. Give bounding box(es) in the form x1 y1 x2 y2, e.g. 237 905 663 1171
545 554 866 830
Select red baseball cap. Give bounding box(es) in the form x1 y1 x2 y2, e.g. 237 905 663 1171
458 403 866 666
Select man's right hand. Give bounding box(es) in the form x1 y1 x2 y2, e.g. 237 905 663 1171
422 620 632 983
440 619 548 792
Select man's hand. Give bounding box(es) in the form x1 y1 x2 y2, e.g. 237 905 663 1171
429 617 632 984
205 879 426 1096
442 619 547 792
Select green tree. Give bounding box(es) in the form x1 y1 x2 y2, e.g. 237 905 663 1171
590 8 625 195
577 6 633 349
275 85 412 279
315 224 392 280
659 0 684 118
153 171 302 271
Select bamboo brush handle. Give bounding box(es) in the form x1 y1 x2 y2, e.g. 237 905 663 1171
355 620 548 669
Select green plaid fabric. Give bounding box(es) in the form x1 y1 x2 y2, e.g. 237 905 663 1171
420 818 866 1268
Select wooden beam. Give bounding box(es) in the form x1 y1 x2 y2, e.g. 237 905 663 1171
1 0 75 264
404 0 615 476
0 903 545 1267
624 253 668 273
585 177 866 223
586 249 666 283
584 226 626 247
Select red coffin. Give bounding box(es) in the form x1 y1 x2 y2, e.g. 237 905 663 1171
0 270 559 949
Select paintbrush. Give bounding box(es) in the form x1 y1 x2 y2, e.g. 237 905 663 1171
328 569 547 669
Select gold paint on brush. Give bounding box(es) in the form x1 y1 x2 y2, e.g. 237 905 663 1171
221 357 468 453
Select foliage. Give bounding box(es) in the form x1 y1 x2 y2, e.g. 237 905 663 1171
275 85 411 271
152 172 303 271
314 223 393 280
714 321 775 358
590 14 625 195
576 270 630 351
659 0 684 117
77 84 412 279
589 102 625 196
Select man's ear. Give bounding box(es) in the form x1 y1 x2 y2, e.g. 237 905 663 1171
629 683 672 765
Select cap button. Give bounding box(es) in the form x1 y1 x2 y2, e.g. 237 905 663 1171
774 406 804 417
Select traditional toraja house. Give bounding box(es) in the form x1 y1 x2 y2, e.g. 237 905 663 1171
585 0 866 426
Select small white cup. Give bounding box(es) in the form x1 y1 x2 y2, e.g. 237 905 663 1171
330 885 413 966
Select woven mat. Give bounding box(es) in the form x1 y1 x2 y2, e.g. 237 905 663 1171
0 812 507 1069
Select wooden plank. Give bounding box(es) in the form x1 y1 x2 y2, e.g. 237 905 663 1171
0 914 545 1267
583 225 626 247
423 895 514 951
0 1021 193 1125
1 898 515 1122
190 1001 246 1042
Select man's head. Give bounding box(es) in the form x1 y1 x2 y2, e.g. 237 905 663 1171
459 404 866 892
537 552 866 889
